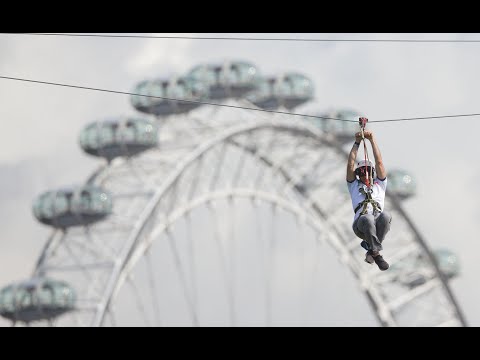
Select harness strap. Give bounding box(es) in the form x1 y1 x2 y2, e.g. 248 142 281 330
355 117 380 215
355 199 382 215
354 190 382 215
360 128 371 188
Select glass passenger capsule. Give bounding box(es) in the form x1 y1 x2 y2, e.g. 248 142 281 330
187 60 260 99
313 109 363 143
32 186 112 228
131 76 208 116
0 277 75 323
79 117 158 161
434 248 460 279
388 169 416 200
247 72 314 110
391 248 460 288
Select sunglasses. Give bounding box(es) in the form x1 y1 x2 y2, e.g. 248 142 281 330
356 167 373 176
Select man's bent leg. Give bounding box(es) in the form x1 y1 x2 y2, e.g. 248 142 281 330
352 216 364 240
356 214 382 252
375 211 392 244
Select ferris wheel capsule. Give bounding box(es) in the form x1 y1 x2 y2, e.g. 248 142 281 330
246 72 314 110
311 108 364 144
79 117 158 161
187 60 261 100
32 186 113 229
0 277 76 324
130 76 208 116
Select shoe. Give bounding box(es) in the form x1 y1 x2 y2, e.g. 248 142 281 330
360 240 370 251
373 254 389 271
365 251 375 264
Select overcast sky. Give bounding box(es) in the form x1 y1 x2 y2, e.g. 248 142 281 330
0 33 479 326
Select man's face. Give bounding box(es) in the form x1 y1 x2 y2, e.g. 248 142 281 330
358 167 373 181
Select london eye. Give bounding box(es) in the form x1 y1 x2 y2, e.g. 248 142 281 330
0 60 466 327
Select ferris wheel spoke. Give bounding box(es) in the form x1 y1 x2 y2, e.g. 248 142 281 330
278 163 306 196
111 190 155 200
208 142 228 191
305 232 323 321
247 137 312 204
185 214 198 323
252 196 266 324
229 141 249 189
166 179 180 215
124 158 155 189
186 154 204 202
88 223 132 234
189 116 212 130
283 150 329 192
252 131 277 187
126 274 152 327
109 212 141 223
209 202 236 327
53 238 94 281
166 229 199 327
64 235 110 264
106 305 117 327
84 226 117 261
296 215 308 324
229 136 309 207
60 241 110 302
145 250 163 327
257 148 296 190
228 198 237 326
31 230 60 276
266 204 277 327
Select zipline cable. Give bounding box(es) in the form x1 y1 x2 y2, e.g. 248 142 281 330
3 33 480 43
1 75 480 124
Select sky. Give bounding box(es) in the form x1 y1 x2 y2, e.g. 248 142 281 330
0 33 479 326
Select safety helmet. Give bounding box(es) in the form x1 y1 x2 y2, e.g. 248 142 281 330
355 159 376 178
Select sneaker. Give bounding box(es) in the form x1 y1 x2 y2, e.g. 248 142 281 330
360 240 370 251
365 251 375 264
373 254 389 271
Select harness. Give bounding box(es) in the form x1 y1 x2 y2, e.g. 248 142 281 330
354 185 382 215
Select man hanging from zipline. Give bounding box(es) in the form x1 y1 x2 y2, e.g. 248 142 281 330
346 117 392 271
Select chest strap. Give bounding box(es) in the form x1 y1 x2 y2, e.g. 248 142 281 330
354 192 382 215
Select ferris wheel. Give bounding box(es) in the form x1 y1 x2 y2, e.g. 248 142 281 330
0 61 467 327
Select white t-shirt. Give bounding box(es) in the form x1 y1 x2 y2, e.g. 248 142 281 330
347 177 387 223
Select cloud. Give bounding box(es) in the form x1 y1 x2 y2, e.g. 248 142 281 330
126 34 194 77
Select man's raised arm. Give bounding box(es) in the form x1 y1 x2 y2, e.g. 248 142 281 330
364 130 387 180
347 132 363 182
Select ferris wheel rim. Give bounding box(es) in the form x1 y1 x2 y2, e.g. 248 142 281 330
32 117 466 327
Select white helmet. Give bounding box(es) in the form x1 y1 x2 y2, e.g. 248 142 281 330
355 159 376 178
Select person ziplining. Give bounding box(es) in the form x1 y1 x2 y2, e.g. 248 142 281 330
346 117 392 271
